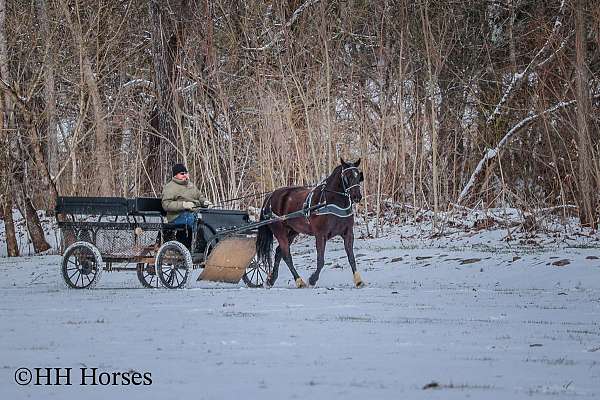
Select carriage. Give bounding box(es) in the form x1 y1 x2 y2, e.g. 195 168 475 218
55 196 281 289
55 159 364 290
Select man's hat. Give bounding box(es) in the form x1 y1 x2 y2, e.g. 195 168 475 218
172 163 188 177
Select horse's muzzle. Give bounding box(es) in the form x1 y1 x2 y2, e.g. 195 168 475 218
350 191 362 204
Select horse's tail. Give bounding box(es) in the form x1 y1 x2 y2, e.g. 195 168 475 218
255 194 274 270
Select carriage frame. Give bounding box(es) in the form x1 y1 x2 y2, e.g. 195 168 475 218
55 196 269 289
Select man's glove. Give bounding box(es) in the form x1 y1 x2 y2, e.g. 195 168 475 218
182 201 196 210
203 200 213 208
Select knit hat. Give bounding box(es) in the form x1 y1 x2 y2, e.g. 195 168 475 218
172 163 188 177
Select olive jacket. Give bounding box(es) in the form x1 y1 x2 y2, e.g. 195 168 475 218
161 177 209 222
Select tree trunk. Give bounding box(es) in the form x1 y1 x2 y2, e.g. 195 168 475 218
19 193 50 253
420 3 439 222
10 131 52 254
36 0 58 195
574 0 597 227
1 196 19 256
0 0 19 257
148 0 184 188
0 0 11 114
59 0 113 196
24 113 60 208
81 58 113 195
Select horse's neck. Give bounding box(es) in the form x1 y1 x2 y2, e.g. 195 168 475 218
319 169 346 205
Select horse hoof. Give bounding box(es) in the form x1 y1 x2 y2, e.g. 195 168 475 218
263 275 274 288
308 276 318 286
295 277 308 288
353 272 365 288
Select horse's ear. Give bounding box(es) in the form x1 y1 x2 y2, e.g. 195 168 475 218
340 157 348 167
355 158 361 167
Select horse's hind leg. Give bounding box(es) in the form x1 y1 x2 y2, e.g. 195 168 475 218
267 246 282 286
272 229 306 288
268 231 299 286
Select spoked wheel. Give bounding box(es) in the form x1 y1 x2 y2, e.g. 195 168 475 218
242 255 270 288
155 241 192 289
61 242 103 289
136 263 161 288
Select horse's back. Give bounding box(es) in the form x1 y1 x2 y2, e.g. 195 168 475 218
269 186 311 215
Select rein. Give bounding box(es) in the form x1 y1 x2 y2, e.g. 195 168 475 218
212 181 321 207
212 189 274 207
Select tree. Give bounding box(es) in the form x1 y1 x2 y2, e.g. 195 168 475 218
573 0 598 227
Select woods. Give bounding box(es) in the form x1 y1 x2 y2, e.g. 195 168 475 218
1 0 599 255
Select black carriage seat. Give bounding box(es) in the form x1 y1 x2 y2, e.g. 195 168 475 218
127 197 164 216
128 197 192 248
56 196 130 216
128 197 188 229
55 196 187 230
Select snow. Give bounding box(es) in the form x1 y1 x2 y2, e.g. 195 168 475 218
1 219 600 399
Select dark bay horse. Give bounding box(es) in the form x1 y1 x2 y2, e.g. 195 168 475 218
256 159 365 288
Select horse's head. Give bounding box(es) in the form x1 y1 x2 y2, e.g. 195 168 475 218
340 158 364 203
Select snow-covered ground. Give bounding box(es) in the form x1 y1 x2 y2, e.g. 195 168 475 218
1 221 599 399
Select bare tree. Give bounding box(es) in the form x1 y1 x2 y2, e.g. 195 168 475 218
574 0 597 227
59 0 114 196
147 0 188 188
1 0 599 237
0 0 50 254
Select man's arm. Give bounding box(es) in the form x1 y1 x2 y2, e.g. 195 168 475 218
162 197 184 212
193 187 211 207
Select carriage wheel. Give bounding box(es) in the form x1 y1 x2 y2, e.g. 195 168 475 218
155 241 192 289
61 241 103 289
242 255 270 288
136 263 161 288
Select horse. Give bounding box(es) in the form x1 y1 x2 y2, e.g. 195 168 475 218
255 158 365 288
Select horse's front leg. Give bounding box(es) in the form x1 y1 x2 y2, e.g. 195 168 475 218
343 231 365 288
309 235 326 286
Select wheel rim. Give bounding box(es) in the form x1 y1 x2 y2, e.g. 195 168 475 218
64 246 99 288
137 263 161 288
158 245 188 288
244 257 269 287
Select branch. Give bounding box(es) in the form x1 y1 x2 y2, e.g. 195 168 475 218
243 0 321 51
486 0 567 125
122 78 154 90
457 98 580 205
0 77 30 113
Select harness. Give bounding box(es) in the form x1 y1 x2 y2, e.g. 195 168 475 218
302 166 360 219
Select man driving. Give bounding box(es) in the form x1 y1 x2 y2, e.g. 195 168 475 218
161 163 212 232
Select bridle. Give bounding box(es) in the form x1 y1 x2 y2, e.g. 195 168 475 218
341 166 362 195
302 164 363 218
321 166 363 204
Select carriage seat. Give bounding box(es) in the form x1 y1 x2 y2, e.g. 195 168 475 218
128 197 192 232
56 196 130 216
127 197 165 217
56 197 187 228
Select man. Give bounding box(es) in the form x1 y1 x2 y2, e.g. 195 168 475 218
162 163 212 234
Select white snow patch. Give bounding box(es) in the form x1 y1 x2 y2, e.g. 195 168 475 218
1 211 600 398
